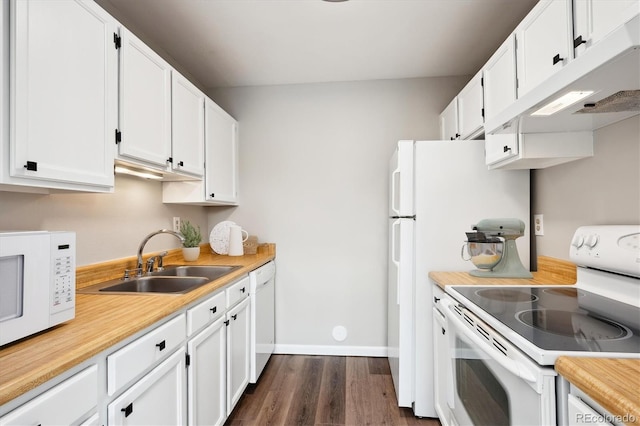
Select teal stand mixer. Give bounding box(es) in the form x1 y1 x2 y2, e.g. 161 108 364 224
462 218 533 278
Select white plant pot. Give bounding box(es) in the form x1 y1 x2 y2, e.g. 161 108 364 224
182 246 200 262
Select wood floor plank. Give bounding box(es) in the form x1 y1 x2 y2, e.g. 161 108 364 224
314 356 346 425
285 356 325 425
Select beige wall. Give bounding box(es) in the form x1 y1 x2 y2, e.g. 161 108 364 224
532 115 640 260
206 76 468 353
0 175 208 266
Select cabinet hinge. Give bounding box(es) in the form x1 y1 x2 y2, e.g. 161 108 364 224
115 129 122 144
114 33 121 49
185 353 191 367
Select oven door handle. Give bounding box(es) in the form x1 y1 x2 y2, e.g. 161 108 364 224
441 299 537 384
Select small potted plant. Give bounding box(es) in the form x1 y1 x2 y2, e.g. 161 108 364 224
180 220 202 261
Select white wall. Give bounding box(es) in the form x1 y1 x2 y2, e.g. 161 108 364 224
0 175 208 266
207 77 467 355
532 116 640 260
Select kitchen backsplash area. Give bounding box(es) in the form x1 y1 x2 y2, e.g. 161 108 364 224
532 115 640 260
0 174 208 266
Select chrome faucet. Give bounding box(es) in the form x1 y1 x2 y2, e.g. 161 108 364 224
136 230 185 275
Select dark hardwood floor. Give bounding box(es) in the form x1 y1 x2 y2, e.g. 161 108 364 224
225 355 441 426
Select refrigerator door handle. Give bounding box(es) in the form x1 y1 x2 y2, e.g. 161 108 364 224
390 167 401 216
391 219 401 305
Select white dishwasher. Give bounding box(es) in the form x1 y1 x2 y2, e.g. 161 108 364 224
249 261 276 383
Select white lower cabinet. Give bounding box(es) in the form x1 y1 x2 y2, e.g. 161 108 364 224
187 316 227 426
108 348 187 425
0 365 98 425
226 296 251 414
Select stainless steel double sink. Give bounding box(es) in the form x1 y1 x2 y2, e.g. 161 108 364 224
77 265 241 295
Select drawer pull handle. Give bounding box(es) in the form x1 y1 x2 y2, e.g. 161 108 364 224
573 35 586 48
240 287 246 293
121 403 133 417
210 306 217 314
156 340 166 351
552 54 563 65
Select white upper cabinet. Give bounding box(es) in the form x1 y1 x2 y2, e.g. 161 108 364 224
457 70 484 140
7 0 117 192
171 72 205 177
117 27 172 170
483 35 517 124
573 0 640 56
205 98 239 204
516 0 573 97
439 98 459 140
440 71 484 141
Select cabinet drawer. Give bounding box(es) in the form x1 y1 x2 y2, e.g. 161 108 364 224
108 314 186 395
0 365 98 425
226 276 250 308
187 290 226 336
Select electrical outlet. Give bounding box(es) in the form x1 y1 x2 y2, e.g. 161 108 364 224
534 214 544 236
172 217 181 233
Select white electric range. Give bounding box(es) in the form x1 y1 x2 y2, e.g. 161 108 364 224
439 225 640 426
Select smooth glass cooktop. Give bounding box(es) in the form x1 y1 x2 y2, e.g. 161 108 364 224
450 286 640 354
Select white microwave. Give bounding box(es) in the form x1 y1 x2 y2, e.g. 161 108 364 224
0 231 76 346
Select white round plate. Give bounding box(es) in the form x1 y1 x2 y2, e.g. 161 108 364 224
210 221 236 254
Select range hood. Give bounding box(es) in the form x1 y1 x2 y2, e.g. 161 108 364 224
485 14 640 135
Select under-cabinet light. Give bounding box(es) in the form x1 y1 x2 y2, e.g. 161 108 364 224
114 165 163 180
531 91 594 116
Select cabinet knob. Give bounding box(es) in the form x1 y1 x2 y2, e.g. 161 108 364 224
224 320 230 326
155 340 166 351
210 306 217 314
24 161 38 171
441 327 446 335
573 35 587 49
434 296 440 303
240 287 246 293
178 160 184 167
503 145 511 153
167 157 173 164
455 133 460 139
552 54 563 65
232 314 238 320
121 403 133 417
209 193 215 198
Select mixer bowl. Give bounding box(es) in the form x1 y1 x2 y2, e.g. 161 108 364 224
463 242 504 270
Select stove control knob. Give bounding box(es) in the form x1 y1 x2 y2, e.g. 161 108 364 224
571 234 584 248
585 234 599 248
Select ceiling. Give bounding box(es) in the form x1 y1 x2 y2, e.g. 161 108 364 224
96 0 539 90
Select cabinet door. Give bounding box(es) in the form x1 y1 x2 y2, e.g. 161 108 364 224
483 35 517 124
457 71 484 140
226 297 250 414
516 0 572 97
171 72 204 177
439 98 458 140
108 348 187 426
118 28 172 169
10 0 116 189
573 0 640 57
205 98 239 204
187 317 227 426
485 131 519 166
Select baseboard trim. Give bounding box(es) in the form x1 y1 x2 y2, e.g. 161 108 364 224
274 344 387 357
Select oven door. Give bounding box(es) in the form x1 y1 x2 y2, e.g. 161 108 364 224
442 298 557 426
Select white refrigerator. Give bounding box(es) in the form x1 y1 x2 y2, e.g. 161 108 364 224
387 140 530 417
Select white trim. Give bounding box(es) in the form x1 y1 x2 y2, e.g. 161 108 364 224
274 344 387 357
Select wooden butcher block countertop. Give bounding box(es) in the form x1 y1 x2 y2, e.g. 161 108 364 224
0 244 276 406
556 357 640 425
429 256 639 425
